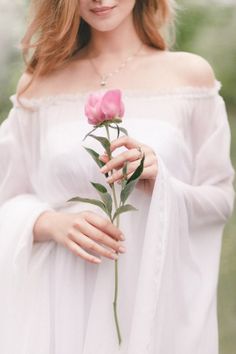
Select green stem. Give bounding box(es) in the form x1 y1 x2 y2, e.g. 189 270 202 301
105 124 122 346
105 124 111 149
113 259 122 346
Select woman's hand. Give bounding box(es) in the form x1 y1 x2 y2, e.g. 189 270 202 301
99 135 158 186
33 210 126 264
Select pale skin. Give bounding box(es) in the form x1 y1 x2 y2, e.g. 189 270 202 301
19 0 216 264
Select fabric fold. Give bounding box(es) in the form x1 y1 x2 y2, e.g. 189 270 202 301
0 106 55 352
0 194 54 353
0 85 235 354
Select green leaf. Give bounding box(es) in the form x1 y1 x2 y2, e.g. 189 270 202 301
107 123 119 139
84 147 103 167
113 123 120 139
112 204 138 222
90 182 107 194
109 124 128 136
67 196 109 216
83 147 109 178
121 179 127 189
120 179 137 205
116 124 120 139
88 134 111 156
126 154 145 185
119 127 128 136
90 182 113 217
101 193 113 216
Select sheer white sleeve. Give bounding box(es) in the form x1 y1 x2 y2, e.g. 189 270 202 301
0 104 54 350
170 93 235 227
123 93 235 354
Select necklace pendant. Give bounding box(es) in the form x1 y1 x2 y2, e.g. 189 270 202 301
100 79 107 87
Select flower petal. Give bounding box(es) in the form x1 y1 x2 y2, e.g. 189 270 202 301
101 90 124 120
85 92 105 125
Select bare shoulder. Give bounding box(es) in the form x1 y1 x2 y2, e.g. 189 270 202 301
165 51 216 87
16 71 47 98
15 57 87 99
140 49 217 91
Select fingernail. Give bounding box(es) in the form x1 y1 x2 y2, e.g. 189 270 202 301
120 233 125 240
100 166 107 173
111 253 119 260
119 246 126 253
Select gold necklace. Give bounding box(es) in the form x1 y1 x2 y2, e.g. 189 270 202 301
89 44 143 87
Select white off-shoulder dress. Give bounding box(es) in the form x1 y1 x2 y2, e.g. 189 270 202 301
0 80 234 354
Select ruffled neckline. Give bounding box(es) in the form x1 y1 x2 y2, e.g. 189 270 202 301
10 80 222 110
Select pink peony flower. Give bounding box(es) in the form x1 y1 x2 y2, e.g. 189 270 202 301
85 89 125 125
84 92 106 125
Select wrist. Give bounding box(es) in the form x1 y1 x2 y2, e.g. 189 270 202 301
33 210 57 243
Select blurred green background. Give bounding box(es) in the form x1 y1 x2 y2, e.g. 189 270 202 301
174 2 236 353
0 1 235 353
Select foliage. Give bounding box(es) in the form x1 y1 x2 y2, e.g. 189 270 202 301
175 3 236 353
175 2 236 109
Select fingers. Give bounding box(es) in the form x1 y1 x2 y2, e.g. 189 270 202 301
105 155 155 184
74 218 125 254
110 136 140 152
100 148 143 174
99 137 158 182
138 164 158 180
66 239 102 264
84 211 125 241
52 211 126 265
68 231 120 261
99 153 109 163
63 211 126 264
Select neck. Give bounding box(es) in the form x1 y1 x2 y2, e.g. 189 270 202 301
87 16 142 58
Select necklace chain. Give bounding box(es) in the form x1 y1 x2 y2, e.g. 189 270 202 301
89 44 143 87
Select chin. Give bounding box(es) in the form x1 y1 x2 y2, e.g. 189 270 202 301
88 19 125 33
80 1 135 34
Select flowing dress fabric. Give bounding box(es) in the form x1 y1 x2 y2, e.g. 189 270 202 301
0 81 235 354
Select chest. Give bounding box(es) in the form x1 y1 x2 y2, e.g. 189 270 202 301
21 97 194 201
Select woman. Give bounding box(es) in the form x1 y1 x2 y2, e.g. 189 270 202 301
0 0 234 353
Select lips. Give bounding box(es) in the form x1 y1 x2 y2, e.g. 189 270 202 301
90 6 116 15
